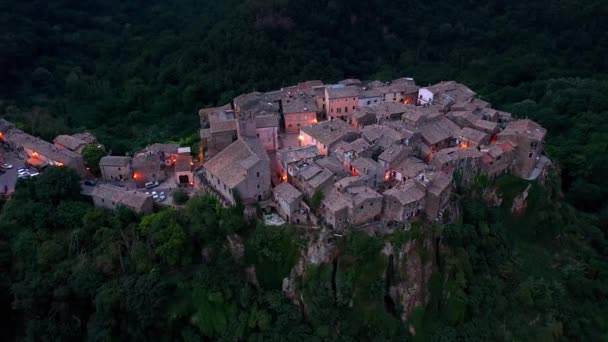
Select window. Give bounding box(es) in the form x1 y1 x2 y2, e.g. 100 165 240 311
345 107 348 113
224 184 226 190
101 198 104 203
257 184 260 189
297 123 301 127
217 179 220 185
337 108 341 114
256 172 260 177
352 106 355 110
288 124 293 127
370 202 374 206
118 167 121 171
367 101 371 105
323 104 325 109
529 152 533 158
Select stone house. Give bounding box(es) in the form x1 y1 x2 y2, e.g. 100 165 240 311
416 171 453 220
203 138 271 205
200 106 239 158
276 145 322 180
282 94 318 133
299 119 359 155
321 185 383 231
496 119 547 179
99 156 132 181
351 157 386 189
273 182 306 224
175 154 193 185
91 184 153 214
419 117 461 150
324 86 361 120
53 134 89 154
479 143 515 178
431 147 483 184
417 81 476 109
457 127 490 148
132 153 165 186
383 179 426 222
389 157 430 183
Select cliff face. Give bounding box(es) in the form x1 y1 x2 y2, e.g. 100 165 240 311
384 239 435 321
281 227 436 322
282 228 338 307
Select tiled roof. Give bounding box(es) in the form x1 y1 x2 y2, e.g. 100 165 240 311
99 156 131 167
53 134 87 152
203 138 268 188
274 182 302 204
92 184 151 210
327 86 361 99
300 119 358 146
384 179 425 205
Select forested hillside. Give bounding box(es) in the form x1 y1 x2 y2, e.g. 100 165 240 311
1 0 608 340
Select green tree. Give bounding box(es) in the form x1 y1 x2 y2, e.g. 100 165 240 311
81 144 106 175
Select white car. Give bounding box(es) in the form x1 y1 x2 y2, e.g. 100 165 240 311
17 167 28 172
145 181 160 189
18 169 29 176
18 173 29 179
1 163 12 169
29 172 40 177
158 191 166 202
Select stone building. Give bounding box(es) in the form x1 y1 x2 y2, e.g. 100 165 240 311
99 156 132 181
273 181 306 224
203 138 271 205
91 184 153 214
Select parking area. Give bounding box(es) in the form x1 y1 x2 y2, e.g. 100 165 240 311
0 147 36 195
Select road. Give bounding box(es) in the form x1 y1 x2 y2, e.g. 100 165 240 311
0 147 35 195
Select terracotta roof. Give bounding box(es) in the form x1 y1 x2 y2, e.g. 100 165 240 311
300 119 359 146
203 138 268 188
133 153 162 172
146 143 179 154
254 114 279 128
277 145 321 165
384 179 425 205
8 130 83 165
432 147 483 166
420 117 461 145
424 81 476 105
393 157 429 179
378 145 413 165
498 119 546 141
53 134 87 152
92 184 151 210
274 182 302 204
458 127 489 143
99 156 131 167
175 154 192 172
327 86 361 99
282 95 318 114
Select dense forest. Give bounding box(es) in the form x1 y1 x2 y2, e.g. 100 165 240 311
1 0 608 340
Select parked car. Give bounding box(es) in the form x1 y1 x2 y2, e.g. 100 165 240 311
29 172 40 177
18 174 29 179
1 163 12 169
17 167 28 173
145 181 160 189
158 191 166 202
84 180 97 186
18 169 29 176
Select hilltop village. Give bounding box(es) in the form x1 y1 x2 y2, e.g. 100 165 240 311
1 77 551 232
199 78 551 231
